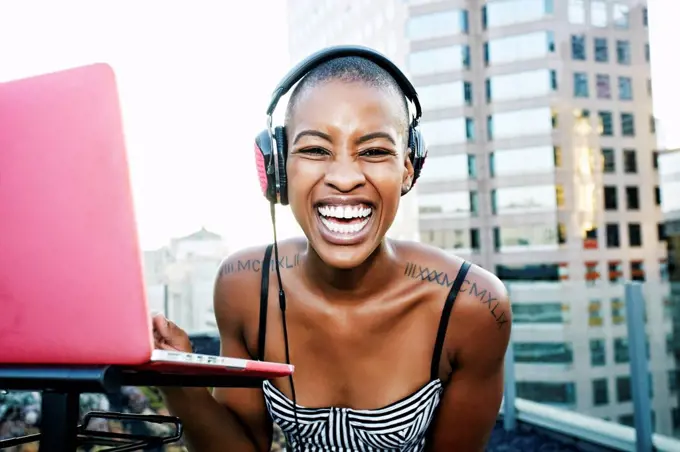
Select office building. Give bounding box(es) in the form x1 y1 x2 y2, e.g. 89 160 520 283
660 147 680 436
143 227 229 333
287 0 676 435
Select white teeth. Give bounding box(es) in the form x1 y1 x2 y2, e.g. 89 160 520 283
317 205 372 219
320 217 370 234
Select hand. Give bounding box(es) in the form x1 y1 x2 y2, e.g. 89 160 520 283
151 313 192 353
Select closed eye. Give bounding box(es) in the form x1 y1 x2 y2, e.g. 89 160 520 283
360 148 395 157
296 147 330 156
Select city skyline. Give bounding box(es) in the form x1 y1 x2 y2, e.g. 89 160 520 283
0 1 678 252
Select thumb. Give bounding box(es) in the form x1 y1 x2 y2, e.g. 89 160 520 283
152 313 171 338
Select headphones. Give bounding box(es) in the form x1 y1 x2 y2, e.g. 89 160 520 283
254 45 428 206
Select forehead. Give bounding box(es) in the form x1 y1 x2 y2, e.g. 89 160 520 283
288 80 405 134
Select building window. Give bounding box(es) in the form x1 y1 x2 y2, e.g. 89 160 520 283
650 115 656 134
660 258 668 281
514 342 573 364
595 74 611 99
594 38 608 62
621 113 635 136
568 0 585 24
606 223 620 248
585 260 599 285
653 151 659 169
466 154 477 178
614 338 630 364
590 339 606 366
625 186 639 210
470 191 479 216
611 298 625 325
420 228 478 251
629 223 642 247
591 0 607 27
571 34 586 60
419 154 473 182
589 300 603 326
486 31 555 66
658 222 666 241
573 72 589 97
613 3 630 29
463 81 473 106
631 260 645 282
645 43 650 62
593 379 609 406
604 186 618 210
617 376 632 402
618 77 633 100
584 228 598 250
513 303 567 324
516 382 576 405
461 10 469 33
484 0 555 28
608 260 623 283
601 148 615 173
617 40 631 65
558 222 567 244
599 111 613 135
462 45 471 69
407 10 467 40
466 117 475 142
550 70 558 91
555 185 565 208
470 228 480 251
554 146 563 167
623 149 637 173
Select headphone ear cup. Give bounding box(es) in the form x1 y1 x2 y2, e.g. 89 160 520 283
406 127 426 193
255 129 277 203
274 126 289 205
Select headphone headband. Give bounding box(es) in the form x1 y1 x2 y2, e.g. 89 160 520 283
266 45 422 124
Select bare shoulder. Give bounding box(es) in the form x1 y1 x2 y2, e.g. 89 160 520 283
394 240 512 363
213 237 306 325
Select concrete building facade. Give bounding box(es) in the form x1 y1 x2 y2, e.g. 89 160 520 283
286 0 676 435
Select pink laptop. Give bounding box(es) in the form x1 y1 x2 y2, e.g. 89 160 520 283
0 63 292 379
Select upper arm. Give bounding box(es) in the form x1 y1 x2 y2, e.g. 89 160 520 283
212 251 273 452
428 267 512 452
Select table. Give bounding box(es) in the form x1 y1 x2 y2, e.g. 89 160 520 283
0 366 264 451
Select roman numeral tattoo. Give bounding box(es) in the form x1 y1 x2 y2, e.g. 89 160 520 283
404 262 508 329
219 253 302 276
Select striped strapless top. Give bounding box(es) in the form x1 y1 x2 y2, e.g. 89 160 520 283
262 379 444 451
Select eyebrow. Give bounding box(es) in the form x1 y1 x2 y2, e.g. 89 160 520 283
292 130 396 145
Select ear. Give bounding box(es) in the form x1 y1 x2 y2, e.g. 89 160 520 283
401 148 415 195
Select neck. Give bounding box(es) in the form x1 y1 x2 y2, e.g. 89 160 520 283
302 240 398 297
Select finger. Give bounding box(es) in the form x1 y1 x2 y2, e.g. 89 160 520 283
151 313 170 336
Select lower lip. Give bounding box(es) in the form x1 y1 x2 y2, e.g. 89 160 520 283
315 211 375 246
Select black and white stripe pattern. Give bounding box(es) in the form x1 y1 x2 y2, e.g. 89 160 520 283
263 379 443 451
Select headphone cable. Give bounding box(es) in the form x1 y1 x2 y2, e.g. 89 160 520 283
269 202 301 451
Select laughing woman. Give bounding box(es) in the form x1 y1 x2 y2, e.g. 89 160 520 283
153 47 512 452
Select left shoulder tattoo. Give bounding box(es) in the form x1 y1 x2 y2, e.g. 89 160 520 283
404 261 509 330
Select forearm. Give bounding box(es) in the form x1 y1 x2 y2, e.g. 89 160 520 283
161 387 262 452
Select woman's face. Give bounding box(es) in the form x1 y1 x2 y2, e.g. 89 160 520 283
286 80 414 269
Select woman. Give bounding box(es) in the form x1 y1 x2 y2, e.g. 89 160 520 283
153 48 512 451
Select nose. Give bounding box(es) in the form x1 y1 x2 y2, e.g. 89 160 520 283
324 155 366 193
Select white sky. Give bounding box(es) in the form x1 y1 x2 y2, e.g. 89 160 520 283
0 0 300 251
0 0 677 251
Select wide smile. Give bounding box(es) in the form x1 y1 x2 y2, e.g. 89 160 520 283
315 203 375 245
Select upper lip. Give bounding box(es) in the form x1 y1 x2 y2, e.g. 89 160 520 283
314 195 375 208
